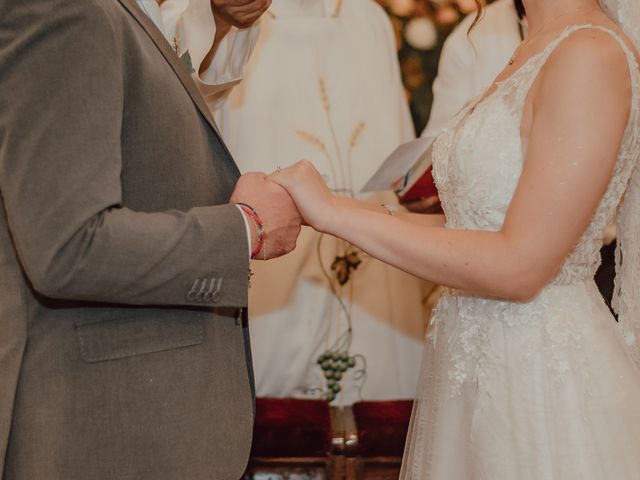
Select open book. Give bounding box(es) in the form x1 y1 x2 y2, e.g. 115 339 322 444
360 137 438 201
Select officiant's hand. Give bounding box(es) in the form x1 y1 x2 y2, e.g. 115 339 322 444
212 0 271 29
231 172 301 260
269 161 339 233
201 0 270 75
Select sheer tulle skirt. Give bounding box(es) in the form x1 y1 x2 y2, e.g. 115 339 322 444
400 281 640 479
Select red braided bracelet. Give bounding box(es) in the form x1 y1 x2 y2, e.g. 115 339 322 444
236 203 266 259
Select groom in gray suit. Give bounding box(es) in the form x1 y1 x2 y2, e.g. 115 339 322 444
0 0 300 478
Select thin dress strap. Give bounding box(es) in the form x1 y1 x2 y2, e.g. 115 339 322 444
514 23 640 108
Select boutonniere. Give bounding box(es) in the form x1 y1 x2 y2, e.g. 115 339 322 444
179 50 196 75
172 35 195 75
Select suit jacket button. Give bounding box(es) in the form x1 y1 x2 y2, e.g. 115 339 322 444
204 278 223 303
186 279 200 302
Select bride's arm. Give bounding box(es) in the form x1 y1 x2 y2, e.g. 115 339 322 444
274 30 632 302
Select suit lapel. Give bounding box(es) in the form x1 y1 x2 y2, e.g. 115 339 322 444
116 0 223 138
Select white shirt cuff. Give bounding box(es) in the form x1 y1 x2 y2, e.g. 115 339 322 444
235 205 253 258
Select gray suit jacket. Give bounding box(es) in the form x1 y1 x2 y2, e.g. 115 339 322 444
0 0 255 478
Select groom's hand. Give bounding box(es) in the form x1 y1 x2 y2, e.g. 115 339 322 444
212 0 271 29
231 172 302 260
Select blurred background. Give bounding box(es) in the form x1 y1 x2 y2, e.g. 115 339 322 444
375 0 486 133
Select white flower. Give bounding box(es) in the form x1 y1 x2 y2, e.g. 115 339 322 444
404 17 439 50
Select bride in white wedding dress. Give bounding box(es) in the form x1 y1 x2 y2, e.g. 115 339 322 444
270 0 640 478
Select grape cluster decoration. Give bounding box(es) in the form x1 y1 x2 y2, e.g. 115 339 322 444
316 350 360 402
315 236 368 403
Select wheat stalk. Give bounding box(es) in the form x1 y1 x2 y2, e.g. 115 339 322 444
319 78 330 113
349 121 367 149
296 130 329 154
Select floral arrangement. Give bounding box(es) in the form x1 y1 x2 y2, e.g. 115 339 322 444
375 0 492 134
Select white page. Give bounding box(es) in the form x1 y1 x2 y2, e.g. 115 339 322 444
360 136 433 193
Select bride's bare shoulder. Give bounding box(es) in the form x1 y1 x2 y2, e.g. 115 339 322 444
535 25 633 107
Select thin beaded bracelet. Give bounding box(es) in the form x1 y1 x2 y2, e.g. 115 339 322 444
236 202 266 259
380 203 397 216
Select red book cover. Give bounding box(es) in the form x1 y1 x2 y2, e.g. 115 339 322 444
392 142 439 201
397 166 438 202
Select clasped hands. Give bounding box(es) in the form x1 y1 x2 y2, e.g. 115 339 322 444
230 172 301 261
230 161 340 260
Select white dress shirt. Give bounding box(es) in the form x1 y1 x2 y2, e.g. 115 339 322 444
421 0 523 144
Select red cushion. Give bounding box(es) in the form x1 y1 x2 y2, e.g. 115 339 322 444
352 400 414 457
250 398 332 458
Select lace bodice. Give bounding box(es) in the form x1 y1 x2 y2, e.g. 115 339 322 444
432 24 640 286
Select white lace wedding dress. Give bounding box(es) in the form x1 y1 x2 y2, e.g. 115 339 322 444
400 24 640 479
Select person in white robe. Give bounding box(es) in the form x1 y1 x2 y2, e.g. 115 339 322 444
420 0 523 146
212 0 432 405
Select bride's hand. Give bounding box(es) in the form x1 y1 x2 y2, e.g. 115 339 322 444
269 160 340 233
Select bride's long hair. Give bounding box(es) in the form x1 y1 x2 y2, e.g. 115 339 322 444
469 0 485 33
468 0 525 33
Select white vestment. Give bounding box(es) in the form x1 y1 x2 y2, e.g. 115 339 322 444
216 0 430 404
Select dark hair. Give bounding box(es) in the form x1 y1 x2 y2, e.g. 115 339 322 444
468 0 485 34
469 0 525 34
